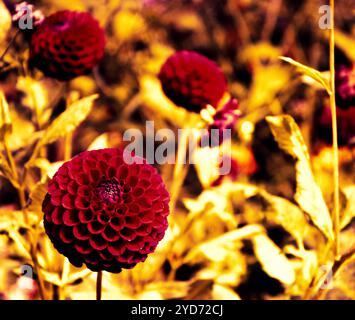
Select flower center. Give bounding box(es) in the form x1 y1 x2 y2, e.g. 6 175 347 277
95 178 122 205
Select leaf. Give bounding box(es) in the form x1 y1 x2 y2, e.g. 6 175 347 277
0 1 11 46
248 64 290 109
341 186 355 229
17 77 49 127
280 56 331 95
0 154 19 188
27 179 49 220
40 269 62 286
8 229 31 260
252 234 296 286
186 225 264 262
141 281 190 300
262 193 308 247
0 91 12 141
192 147 221 188
334 30 355 62
266 115 333 241
220 182 308 245
185 279 214 300
212 284 241 300
37 94 98 147
67 267 92 285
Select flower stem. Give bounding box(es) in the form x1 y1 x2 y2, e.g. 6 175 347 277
169 126 190 214
96 271 102 300
329 0 340 260
3 131 46 299
0 30 20 62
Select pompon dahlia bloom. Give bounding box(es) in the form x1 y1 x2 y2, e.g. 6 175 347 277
158 50 227 113
335 64 355 109
42 148 170 273
30 10 105 81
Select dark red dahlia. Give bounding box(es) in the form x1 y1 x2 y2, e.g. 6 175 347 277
29 10 105 81
158 50 227 113
205 98 240 146
318 105 355 146
42 148 170 273
335 64 355 109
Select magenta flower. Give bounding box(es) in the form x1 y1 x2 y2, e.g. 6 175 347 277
42 148 170 273
158 50 227 113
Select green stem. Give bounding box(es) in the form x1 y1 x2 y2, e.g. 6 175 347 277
329 0 340 260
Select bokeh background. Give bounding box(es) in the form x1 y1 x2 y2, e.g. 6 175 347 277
0 0 354 300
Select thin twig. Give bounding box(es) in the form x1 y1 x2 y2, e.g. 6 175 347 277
329 0 340 259
0 30 20 62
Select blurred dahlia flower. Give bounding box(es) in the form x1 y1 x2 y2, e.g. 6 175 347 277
158 50 227 113
318 105 355 146
335 64 355 109
30 10 105 81
42 148 170 273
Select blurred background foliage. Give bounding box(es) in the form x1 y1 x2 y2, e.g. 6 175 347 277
0 0 354 300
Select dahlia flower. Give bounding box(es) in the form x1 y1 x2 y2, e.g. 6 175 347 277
42 148 170 273
30 10 105 81
158 50 227 113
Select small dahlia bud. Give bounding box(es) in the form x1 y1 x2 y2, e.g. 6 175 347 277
158 50 227 113
42 148 170 273
205 98 240 146
335 64 355 109
30 10 105 81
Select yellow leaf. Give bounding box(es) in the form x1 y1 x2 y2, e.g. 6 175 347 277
17 77 49 127
113 11 145 41
0 1 11 46
263 194 308 247
280 56 331 94
341 186 355 229
0 91 12 141
248 64 290 109
87 133 110 150
240 42 282 65
192 147 221 188
187 225 263 262
40 269 62 286
38 94 98 147
27 179 48 220
141 281 190 300
266 115 333 241
334 30 355 62
67 267 92 285
0 154 18 187
212 284 241 300
252 234 296 286
7 109 36 150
